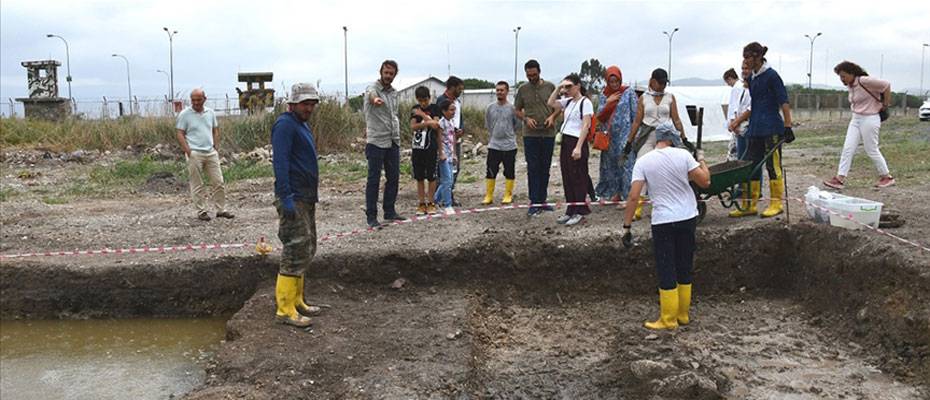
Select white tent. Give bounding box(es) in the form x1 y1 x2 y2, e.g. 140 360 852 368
664 86 732 143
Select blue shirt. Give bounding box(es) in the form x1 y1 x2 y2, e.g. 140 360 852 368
746 68 789 138
272 112 319 203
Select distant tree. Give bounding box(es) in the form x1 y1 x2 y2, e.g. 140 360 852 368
348 94 364 112
463 78 496 90
579 59 606 95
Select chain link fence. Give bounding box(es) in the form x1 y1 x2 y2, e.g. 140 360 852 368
1 92 349 120
785 92 925 121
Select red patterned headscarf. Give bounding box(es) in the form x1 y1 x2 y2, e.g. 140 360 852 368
598 66 628 123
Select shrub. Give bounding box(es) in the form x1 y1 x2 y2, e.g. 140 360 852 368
0 100 363 154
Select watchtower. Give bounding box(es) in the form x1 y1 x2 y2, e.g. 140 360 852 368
15 60 72 120
236 72 275 114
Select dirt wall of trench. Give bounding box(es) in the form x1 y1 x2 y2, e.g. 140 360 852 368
0 256 278 319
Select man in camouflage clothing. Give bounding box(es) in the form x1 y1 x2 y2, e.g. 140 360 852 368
271 82 325 328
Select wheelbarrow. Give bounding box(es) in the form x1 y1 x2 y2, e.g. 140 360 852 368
684 105 788 223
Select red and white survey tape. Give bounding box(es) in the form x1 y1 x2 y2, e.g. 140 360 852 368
1 198 927 260
0 242 251 260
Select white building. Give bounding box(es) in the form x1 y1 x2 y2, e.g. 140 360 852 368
460 88 515 110
394 76 446 104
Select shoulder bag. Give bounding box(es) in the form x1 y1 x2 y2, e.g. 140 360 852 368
590 97 611 151
858 77 889 122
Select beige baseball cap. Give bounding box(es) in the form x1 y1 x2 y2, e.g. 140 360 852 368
287 83 321 104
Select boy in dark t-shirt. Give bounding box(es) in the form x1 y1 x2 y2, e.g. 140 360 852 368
410 86 441 215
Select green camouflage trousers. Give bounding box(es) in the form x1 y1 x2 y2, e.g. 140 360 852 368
276 200 317 276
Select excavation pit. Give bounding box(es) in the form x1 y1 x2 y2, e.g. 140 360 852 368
2 223 928 399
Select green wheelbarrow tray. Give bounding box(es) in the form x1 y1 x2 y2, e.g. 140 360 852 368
690 160 756 222
699 160 757 195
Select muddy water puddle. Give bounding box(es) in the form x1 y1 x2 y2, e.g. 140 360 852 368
0 318 226 400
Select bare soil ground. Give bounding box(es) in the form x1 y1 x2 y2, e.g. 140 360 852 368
2 118 929 399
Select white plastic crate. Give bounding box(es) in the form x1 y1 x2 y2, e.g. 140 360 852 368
825 197 883 230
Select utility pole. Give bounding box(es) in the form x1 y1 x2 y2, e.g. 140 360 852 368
824 48 829 85
343 26 349 105
112 54 132 115
804 32 822 89
46 34 73 111
662 28 679 85
513 26 521 88
162 27 178 102
880 53 884 79
921 44 929 99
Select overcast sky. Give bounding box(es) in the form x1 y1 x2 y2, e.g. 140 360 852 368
2 0 929 105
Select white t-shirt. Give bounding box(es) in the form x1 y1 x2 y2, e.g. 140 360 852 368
727 85 742 121
557 96 593 137
631 146 701 225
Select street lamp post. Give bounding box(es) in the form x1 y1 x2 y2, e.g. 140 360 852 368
921 43 929 98
513 26 521 88
162 27 178 102
112 54 132 115
45 34 73 110
343 26 349 105
662 28 679 85
804 32 822 89
156 69 170 99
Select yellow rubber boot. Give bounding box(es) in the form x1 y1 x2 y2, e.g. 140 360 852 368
502 179 515 204
296 275 321 317
633 196 647 221
761 179 784 218
728 181 759 217
482 179 496 205
644 288 679 330
275 274 312 328
677 283 692 325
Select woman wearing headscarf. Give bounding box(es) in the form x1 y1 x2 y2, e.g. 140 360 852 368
595 66 638 208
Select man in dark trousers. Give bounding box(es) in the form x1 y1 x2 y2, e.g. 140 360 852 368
271 82 325 328
363 60 405 228
514 60 559 216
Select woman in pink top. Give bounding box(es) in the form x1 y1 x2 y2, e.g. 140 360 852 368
824 61 894 189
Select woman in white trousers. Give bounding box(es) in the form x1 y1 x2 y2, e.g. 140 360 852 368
823 61 894 189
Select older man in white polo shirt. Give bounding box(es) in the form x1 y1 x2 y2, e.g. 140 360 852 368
175 88 234 221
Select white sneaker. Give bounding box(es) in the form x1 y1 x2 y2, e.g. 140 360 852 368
444 207 456 215
556 214 571 224
565 214 584 226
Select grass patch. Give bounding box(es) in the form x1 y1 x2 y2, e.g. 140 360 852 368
319 159 368 183
0 187 15 202
457 172 479 184
792 118 930 186
88 156 186 187
40 195 68 205
224 160 273 181
0 100 363 154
